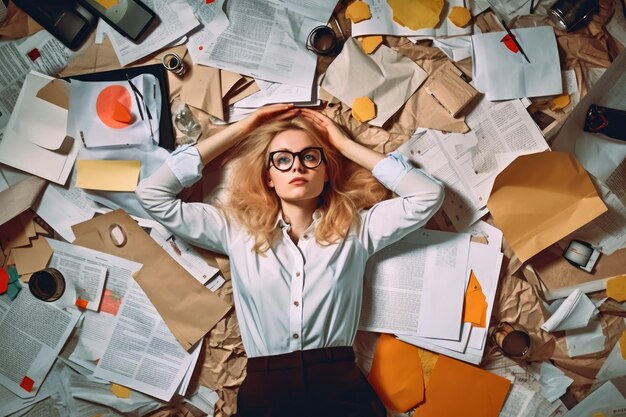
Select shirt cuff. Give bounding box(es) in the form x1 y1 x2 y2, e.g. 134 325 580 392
165 144 203 188
372 150 413 192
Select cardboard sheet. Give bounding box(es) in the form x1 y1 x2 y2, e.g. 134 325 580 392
321 37 427 127
487 152 607 264
180 65 223 120
11 235 53 276
71 209 231 351
413 355 511 417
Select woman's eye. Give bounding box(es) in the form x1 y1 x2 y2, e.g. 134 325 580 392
303 153 318 162
277 156 292 164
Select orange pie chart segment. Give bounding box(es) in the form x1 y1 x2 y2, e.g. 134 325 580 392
96 85 133 129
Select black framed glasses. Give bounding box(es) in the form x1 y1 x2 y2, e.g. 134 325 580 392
267 147 326 172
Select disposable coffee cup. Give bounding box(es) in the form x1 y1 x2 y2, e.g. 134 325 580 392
29 268 66 302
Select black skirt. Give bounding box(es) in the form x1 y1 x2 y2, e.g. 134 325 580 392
236 347 387 417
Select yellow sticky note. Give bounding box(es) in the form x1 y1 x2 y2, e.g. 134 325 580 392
463 271 488 327
111 383 131 398
94 0 119 9
620 330 626 360
448 6 472 27
550 94 571 111
387 0 444 30
76 160 141 192
345 0 371 23
360 35 383 54
352 96 376 123
606 275 626 302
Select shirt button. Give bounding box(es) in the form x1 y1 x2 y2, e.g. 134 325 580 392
302 234 308 239
293 333 299 339
295 272 301 277
293 301 300 307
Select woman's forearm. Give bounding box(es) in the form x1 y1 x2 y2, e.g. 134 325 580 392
195 122 246 166
333 137 385 171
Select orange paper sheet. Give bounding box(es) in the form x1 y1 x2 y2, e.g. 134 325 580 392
413 355 511 417
368 334 425 412
463 271 488 327
606 275 626 302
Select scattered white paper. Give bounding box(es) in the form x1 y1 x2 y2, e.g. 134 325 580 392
432 36 474 62
563 381 626 417
541 289 598 332
359 229 471 340
322 38 428 127
234 80 315 108
190 0 322 87
596 327 626 381
0 292 81 398
0 71 78 185
100 0 200 66
399 98 549 231
530 361 574 403
67 74 160 148
565 318 606 357
472 26 562 101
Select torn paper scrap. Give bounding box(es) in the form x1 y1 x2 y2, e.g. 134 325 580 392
346 0 371 23
387 0 443 30
565 319 606 357
529 361 574 403
541 289 598 332
606 275 626 301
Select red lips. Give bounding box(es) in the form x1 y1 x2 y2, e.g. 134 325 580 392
289 177 307 184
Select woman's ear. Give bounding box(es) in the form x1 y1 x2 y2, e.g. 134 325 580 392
267 176 274 188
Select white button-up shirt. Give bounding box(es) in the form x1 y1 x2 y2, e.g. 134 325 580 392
136 146 444 358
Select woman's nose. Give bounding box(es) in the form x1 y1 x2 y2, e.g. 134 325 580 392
292 157 305 172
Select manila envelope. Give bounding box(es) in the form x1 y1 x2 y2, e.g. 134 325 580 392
487 151 607 264
0 176 47 227
71 209 231 350
180 65 224 120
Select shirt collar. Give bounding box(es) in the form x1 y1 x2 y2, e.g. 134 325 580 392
273 209 323 230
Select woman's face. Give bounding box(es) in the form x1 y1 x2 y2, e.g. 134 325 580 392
266 129 328 205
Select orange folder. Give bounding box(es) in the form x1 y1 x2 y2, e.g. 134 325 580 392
414 355 511 417
368 333 425 412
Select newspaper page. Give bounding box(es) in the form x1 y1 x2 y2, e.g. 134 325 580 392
93 279 195 401
185 0 230 65
100 0 200 66
0 292 81 398
359 229 470 340
191 0 322 87
353 0 472 37
48 241 144 371
399 99 549 231
0 31 74 140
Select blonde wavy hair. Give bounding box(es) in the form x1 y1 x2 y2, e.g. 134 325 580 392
220 117 390 253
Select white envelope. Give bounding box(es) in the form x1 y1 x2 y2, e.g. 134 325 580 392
472 26 563 101
0 71 78 185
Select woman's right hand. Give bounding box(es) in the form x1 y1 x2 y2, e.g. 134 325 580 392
237 103 300 136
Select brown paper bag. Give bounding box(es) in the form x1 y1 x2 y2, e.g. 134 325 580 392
72 209 231 350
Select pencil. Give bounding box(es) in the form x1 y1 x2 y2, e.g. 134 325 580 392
501 19 531 63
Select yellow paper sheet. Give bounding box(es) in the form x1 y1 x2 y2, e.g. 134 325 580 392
361 35 383 54
76 160 141 192
413 355 511 417
352 96 376 122
606 275 626 302
368 334 425 412
345 0 371 23
387 0 444 30
463 271 487 327
487 152 607 263
448 7 472 27
111 383 131 398
94 0 119 9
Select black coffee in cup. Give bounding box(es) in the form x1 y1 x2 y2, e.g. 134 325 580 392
29 268 65 302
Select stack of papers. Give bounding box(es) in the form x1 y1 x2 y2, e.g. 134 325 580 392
359 221 504 364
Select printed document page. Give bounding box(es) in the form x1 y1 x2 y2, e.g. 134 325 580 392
191 0 321 87
359 229 470 341
0 292 81 398
93 279 195 401
399 99 549 231
100 0 200 66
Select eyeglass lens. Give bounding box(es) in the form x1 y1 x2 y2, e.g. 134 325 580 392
271 148 323 171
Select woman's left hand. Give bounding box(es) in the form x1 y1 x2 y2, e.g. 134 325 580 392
300 108 351 152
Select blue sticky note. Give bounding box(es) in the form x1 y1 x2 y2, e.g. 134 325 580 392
7 281 21 300
8 266 20 284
